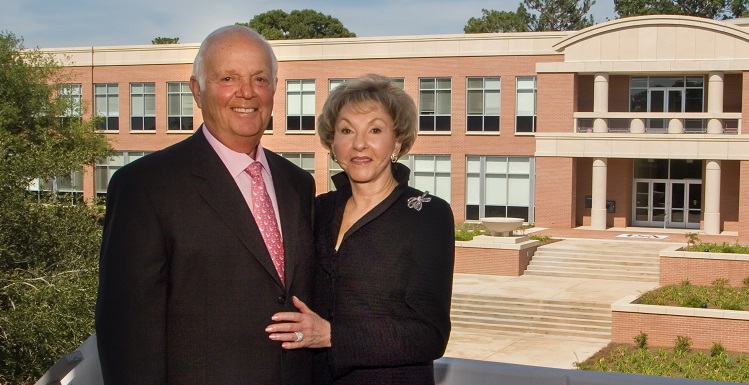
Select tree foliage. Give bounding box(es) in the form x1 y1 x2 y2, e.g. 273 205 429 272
614 0 749 18
465 7 532 33
0 31 111 384
464 0 595 33
152 37 180 44
239 9 356 40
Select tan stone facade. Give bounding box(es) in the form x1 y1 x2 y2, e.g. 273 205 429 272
48 15 749 239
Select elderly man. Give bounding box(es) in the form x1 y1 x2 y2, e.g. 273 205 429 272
95 25 316 385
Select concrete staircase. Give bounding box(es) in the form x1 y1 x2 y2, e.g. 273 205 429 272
450 292 611 340
523 239 664 282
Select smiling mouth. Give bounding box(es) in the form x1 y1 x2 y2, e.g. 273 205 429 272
232 108 257 113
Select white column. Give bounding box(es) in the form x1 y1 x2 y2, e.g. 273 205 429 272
707 72 724 134
593 74 609 133
591 158 608 230
704 160 721 235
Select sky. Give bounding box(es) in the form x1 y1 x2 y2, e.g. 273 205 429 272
2 0 617 49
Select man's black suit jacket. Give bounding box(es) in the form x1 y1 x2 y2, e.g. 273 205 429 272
95 128 316 385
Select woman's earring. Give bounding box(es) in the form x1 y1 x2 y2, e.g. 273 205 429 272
331 152 338 163
390 153 397 163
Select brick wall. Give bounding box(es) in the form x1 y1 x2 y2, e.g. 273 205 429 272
612 311 749 353
454 244 536 276
536 157 576 228
660 256 749 286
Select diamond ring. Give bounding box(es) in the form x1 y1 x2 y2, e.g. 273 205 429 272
295 331 303 342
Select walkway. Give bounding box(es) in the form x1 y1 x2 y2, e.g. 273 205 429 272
443 226 739 369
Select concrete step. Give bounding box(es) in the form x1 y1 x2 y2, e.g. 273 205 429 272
523 269 658 282
449 293 612 340
529 260 658 270
529 256 658 268
451 320 611 340
533 250 660 264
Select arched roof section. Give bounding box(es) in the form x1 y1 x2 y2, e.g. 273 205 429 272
552 15 749 62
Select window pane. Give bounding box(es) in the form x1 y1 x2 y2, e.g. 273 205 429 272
435 175 450 201
414 156 435 172
466 175 480 204
486 157 507 173
145 95 156 115
466 157 481 173
508 157 530 173
467 78 484 89
508 175 530 205
435 156 451 172
517 77 535 89
630 89 647 112
302 80 315 91
436 90 451 114
485 77 500 89
132 95 143 114
95 96 107 115
420 78 435 89
419 92 435 113
302 93 315 115
287 94 302 114
466 116 483 131
287 81 301 92
517 91 535 115
108 96 119 116
181 94 193 115
168 95 180 115
485 91 500 115
168 83 180 92
486 175 507 205
467 90 483 115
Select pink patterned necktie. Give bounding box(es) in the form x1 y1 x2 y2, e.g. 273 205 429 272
246 162 285 284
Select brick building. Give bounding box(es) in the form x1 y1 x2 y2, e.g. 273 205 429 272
41 15 749 240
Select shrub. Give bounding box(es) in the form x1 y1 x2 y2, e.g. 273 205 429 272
711 342 727 357
674 336 692 355
454 222 488 241
529 234 551 243
634 332 648 349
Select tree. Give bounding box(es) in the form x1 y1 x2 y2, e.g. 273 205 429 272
0 31 111 384
615 0 731 18
464 7 532 33
525 0 596 31
239 9 356 40
152 37 180 44
464 0 594 33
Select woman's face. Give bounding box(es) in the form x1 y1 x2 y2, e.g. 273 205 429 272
332 101 402 188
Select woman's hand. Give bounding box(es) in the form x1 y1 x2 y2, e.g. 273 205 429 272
266 296 331 349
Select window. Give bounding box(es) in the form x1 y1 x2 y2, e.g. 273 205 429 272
167 82 193 131
466 156 535 222
327 156 344 192
419 78 451 132
286 80 315 131
515 76 537 133
95 151 150 198
28 170 84 203
329 79 349 91
330 77 404 91
280 153 315 175
398 155 451 202
59 84 82 126
130 82 156 131
630 76 705 132
95 83 119 131
467 77 500 132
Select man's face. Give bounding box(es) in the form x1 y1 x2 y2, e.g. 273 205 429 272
190 31 275 155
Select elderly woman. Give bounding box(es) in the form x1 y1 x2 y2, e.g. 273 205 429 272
266 74 455 385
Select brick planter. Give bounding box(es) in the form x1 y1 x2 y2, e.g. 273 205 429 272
612 295 749 353
660 246 749 286
454 237 540 276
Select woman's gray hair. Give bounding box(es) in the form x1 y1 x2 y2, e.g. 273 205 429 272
191 25 278 89
317 74 417 160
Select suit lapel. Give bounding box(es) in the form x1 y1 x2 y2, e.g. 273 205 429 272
189 129 285 289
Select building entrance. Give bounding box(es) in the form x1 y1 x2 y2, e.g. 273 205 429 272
632 159 703 229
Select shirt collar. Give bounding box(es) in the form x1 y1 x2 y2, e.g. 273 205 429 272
202 125 269 178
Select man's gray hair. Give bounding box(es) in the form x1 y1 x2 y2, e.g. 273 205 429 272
192 25 278 89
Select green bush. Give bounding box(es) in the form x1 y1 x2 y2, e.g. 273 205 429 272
674 336 692 355
634 332 648 349
711 342 726 357
454 222 489 241
0 200 102 384
639 279 749 311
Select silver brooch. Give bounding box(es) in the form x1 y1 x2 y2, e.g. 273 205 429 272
407 191 431 211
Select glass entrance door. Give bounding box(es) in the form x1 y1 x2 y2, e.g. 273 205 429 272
633 180 701 228
668 181 701 228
